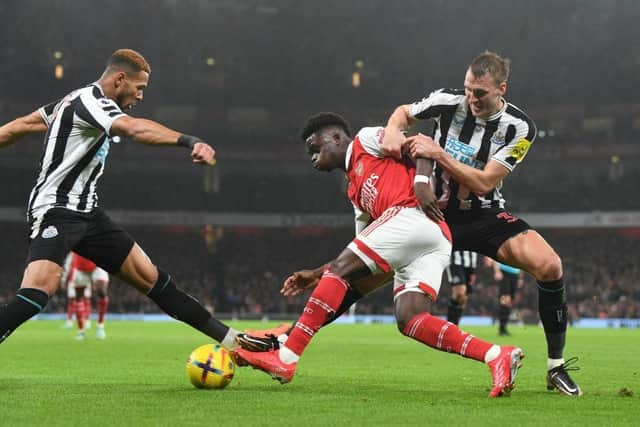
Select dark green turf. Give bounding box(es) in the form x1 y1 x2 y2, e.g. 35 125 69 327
0 321 638 426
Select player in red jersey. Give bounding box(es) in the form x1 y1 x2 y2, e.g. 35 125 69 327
234 113 524 397
62 253 110 340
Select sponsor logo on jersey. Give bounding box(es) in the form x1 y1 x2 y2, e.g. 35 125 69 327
360 173 380 213
95 140 110 164
509 138 532 162
42 226 58 239
444 137 484 169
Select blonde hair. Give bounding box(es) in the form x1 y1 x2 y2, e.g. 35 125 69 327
106 49 151 74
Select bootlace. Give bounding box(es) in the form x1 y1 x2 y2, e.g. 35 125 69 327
557 356 580 372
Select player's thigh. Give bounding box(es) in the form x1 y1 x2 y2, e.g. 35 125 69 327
349 207 449 273
116 243 158 293
27 208 89 272
73 209 135 275
496 229 562 280
393 238 452 302
91 268 109 294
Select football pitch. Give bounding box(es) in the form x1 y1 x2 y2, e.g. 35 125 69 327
0 321 638 426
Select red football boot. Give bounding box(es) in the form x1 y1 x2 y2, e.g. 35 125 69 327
488 346 524 397
233 349 297 384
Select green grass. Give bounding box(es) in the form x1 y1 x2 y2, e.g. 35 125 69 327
0 321 638 426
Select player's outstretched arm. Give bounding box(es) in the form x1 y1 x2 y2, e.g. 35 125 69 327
0 111 47 148
408 133 509 195
110 116 215 165
382 104 416 159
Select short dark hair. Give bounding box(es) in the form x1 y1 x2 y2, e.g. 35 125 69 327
469 51 509 85
301 112 352 141
106 49 151 74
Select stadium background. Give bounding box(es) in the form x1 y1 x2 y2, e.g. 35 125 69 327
1 0 639 325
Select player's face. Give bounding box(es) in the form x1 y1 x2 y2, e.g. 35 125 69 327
464 69 506 119
115 70 149 110
305 131 340 171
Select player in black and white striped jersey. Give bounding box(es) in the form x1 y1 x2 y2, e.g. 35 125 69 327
0 49 242 353
444 250 479 325
383 51 581 396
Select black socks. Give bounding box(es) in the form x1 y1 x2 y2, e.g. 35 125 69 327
0 288 49 344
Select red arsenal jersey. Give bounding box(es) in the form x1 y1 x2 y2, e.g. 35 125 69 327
346 127 420 220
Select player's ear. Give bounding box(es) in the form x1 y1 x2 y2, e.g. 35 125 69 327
498 81 507 96
114 71 126 88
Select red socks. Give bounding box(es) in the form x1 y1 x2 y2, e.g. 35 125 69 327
285 272 349 356
97 297 109 324
74 300 85 330
403 313 492 362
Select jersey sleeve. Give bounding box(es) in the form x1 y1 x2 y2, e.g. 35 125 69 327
355 127 386 158
37 99 62 127
408 88 464 120
76 92 127 137
491 115 537 171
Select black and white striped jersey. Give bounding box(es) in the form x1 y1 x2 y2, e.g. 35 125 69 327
28 83 125 236
451 250 478 269
409 88 536 213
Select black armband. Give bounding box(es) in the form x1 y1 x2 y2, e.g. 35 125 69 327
177 134 200 149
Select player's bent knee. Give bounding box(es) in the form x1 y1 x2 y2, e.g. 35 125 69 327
536 253 563 281
21 259 63 296
394 291 432 333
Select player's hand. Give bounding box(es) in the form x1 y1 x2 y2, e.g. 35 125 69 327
414 181 444 222
494 270 504 281
191 142 216 165
407 133 443 159
281 270 321 296
381 127 407 160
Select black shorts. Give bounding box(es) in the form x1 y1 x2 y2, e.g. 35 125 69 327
445 265 476 294
499 272 519 298
446 208 531 259
27 207 135 274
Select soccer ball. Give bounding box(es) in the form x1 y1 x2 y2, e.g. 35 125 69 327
186 344 235 389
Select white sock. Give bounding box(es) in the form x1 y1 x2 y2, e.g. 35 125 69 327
548 358 564 371
484 345 501 363
221 329 239 350
279 345 300 364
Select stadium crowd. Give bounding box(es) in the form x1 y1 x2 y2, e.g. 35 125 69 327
1 224 638 320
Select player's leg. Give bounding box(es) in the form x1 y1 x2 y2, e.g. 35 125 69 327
497 274 514 336
393 248 523 397
83 284 92 330
74 209 240 349
496 228 581 396
446 265 468 325
63 285 76 329
116 243 239 348
94 276 109 340
234 246 369 382
0 260 61 344
74 289 87 340
237 271 393 352
0 209 84 344
92 267 109 339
